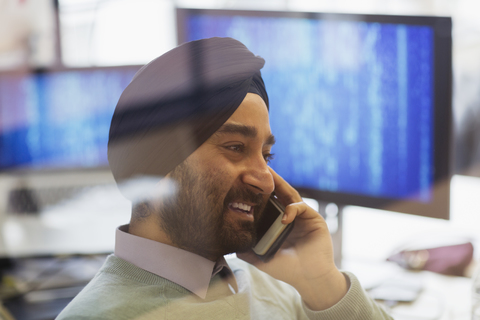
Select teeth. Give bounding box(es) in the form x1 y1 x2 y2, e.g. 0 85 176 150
231 202 252 212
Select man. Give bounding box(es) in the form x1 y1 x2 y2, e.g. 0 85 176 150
57 37 392 319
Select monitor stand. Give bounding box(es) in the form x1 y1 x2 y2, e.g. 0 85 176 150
307 199 343 268
332 208 343 269
326 203 344 269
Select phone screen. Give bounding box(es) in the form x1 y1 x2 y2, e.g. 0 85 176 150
255 199 280 241
252 195 294 261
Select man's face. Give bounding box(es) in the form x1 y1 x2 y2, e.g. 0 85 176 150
159 93 276 260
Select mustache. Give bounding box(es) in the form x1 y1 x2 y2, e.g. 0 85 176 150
223 187 265 209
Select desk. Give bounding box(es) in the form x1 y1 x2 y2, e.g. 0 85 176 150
1 255 107 320
343 259 472 320
0 184 131 258
341 175 480 319
391 270 471 320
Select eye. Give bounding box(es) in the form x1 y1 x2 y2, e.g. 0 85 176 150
225 144 245 153
264 153 275 164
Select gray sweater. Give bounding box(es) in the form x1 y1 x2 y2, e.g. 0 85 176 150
57 255 392 320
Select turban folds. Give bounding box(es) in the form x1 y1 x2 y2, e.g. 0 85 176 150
108 37 268 188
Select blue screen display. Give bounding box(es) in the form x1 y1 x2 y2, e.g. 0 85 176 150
184 14 434 202
0 67 139 170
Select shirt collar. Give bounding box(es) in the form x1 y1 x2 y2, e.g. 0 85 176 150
114 224 237 299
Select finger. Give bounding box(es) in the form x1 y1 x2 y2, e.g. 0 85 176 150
268 167 302 204
282 201 318 224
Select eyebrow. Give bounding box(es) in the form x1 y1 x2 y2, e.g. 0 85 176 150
216 123 276 146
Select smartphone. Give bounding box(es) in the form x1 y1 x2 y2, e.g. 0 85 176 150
252 195 295 262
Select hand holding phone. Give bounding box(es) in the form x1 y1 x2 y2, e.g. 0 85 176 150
240 168 348 311
252 195 295 262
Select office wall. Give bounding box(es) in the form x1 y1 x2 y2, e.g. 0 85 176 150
0 0 56 69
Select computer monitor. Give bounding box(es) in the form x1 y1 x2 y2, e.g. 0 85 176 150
176 8 452 219
0 66 141 173
0 66 141 258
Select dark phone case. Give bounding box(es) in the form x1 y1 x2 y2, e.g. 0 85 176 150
255 220 295 263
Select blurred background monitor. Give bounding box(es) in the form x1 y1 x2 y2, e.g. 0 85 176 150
0 66 140 258
0 66 140 173
177 8 452 219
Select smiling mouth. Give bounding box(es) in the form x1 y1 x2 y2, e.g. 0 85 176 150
228 202 254 220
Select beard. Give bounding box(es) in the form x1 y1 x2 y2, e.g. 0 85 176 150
158 161 268 260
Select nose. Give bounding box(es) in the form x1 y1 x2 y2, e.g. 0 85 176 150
242 154 275 195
